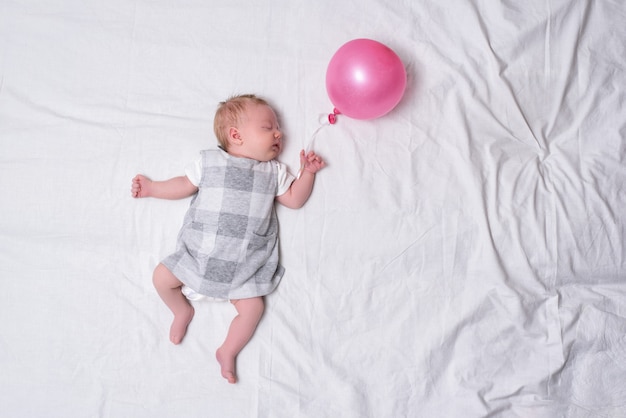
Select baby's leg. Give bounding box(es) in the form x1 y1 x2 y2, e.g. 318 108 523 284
216 297 264 384
152 263 195 345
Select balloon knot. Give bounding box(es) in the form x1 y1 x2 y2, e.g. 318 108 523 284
328 108 341 124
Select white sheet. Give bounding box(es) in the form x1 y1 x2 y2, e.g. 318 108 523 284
1 1 625 417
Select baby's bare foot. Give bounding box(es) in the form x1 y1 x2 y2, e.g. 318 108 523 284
170 305 194 345
216 347 237 384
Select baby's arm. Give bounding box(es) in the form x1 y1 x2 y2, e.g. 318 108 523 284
131 174 198 199
276 150 325 209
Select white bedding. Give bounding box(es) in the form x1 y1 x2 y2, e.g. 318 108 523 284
1 1 625 417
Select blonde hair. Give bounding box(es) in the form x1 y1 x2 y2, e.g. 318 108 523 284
213 94 270 149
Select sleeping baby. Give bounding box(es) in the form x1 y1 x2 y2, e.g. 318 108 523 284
131 94 325 383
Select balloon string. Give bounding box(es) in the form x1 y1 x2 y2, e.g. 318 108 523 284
297 115 333 179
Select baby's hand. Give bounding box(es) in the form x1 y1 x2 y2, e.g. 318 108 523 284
131 174 152 198
300 150 326 175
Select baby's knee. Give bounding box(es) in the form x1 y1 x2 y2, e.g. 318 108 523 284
252 297 265 315
233 296 264 316
152 263 166 284
152 263 182 288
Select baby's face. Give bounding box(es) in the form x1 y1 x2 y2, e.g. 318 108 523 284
234 104 283 162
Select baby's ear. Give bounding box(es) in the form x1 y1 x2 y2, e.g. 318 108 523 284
227 127 242 146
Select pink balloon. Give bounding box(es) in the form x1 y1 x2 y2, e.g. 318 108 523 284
326 39 407 120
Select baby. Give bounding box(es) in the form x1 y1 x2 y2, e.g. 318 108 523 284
131 94 325 383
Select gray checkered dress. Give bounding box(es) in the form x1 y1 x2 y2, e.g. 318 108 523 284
162 149 286 300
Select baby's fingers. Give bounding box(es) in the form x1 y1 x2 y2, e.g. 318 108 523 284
308 153 324 165
131 174 146 198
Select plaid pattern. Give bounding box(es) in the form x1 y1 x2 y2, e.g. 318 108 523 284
162 149 285 299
